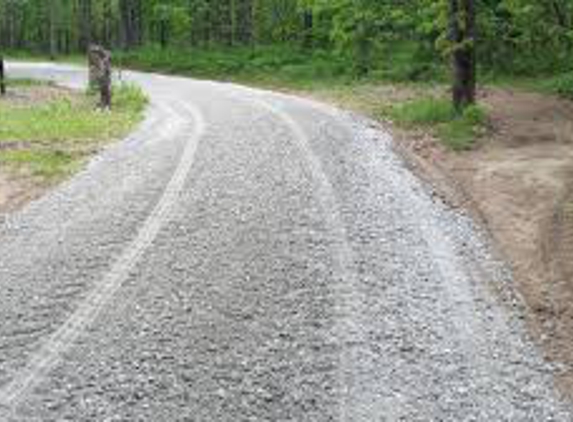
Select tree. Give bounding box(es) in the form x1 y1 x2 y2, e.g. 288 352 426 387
0 55 6 96
449 0 476 111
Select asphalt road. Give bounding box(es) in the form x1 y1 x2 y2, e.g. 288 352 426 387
0 63 570 421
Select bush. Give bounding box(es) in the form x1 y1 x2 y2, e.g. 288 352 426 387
543 72 573 99
112 83 149 113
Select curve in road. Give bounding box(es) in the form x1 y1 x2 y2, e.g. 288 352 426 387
0 62 570 421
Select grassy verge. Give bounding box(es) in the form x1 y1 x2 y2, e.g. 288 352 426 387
380 97 488 150
0 82 147 180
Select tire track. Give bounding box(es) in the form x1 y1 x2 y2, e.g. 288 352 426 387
227 91 373 421
0 102 176 392
0 99 206 417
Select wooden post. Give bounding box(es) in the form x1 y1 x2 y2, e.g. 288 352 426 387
0 56 6 96
88 45 99 91
88 45 112 109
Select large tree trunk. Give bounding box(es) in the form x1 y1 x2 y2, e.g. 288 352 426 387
450 0 476 112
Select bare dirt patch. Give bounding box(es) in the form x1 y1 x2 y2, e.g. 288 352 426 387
0 172 45 215
1 83 78 108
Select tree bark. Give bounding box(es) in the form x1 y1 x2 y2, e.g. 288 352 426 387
302 9 313 49
49 0 58 60
88 45 112 109
78 0 93 52
0 56 6 96
450 0 476 112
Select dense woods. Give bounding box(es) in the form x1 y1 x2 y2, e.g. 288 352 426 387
1 0 572 104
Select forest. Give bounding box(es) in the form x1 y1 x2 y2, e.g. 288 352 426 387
0 1 572 92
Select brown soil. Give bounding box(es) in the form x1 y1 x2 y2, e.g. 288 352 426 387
392 88 573 401
1 84 78 108
0 173 45 215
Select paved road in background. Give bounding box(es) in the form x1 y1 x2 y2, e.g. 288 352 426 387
0 63 570 421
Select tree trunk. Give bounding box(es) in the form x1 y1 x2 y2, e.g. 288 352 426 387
302 9 313 49
119 0 133 50
159 18 169 49
88 45 112 109
49 0 58 60
102 0 113 49
0 57 6 96
78 0 92 52
450 0 476 112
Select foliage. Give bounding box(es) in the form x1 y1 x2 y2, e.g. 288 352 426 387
1 0 571 81
543 72 573 99
115 45 353 87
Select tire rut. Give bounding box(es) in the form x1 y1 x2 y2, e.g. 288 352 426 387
0 100 204 416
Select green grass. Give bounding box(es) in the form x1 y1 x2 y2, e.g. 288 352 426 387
0 83 147 179
381 97 487 150
0 150 77 179
541 72 573 99
483 70 573 100
5 78 50 87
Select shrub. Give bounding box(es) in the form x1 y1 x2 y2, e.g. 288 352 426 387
543 72 573 99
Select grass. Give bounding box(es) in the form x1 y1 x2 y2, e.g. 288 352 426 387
483 70 573 100
380 97 487 150
542 72 573 99
5 78 50 87
0 83 147 180
0 150 77 179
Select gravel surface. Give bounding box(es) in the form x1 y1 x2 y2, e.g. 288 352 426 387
0 63 570 421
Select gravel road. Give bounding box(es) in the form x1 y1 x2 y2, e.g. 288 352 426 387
0 63 570 421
